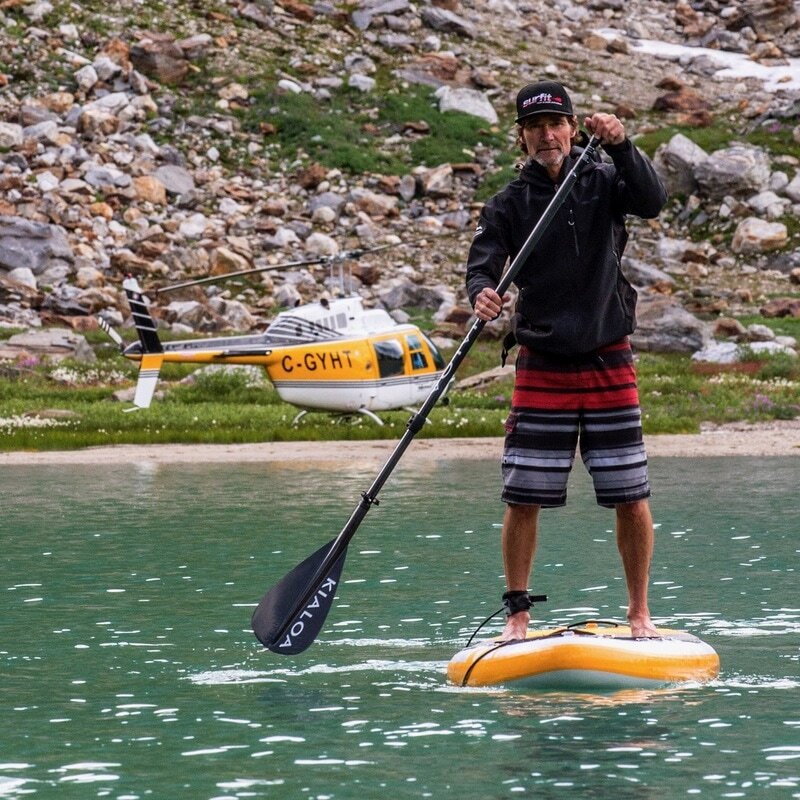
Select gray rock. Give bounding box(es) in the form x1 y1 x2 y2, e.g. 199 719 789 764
305 231 339 256
274 283 303 307
0 216 74 275
748 341 797 358
420 6 476 38
239 2 274 28
153 164 196 195
746 323 775 342
747 190 790 219
0 122 24 148
22 120 59 145
783 170 800 203
695 145 771 200
348 74 376 92
399 174 416 202
2 328 95 363
74 64 99 91
621 256 676 288
435 86 498 124
630 293 710 353
351 0 410 31
6 267 37 289
691 341 740 364
93 55 123 82
83 165 132 189
652 133 707 197
376 278 452 311
208 297 257 331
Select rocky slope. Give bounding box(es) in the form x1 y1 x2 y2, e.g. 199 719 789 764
0 0 799 363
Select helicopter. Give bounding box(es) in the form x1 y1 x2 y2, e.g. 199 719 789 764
102 274 450 424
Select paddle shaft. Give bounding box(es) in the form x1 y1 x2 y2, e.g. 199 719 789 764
266 136 599 648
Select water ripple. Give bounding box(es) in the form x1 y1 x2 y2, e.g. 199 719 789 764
707 614 800 637
190 659 447 685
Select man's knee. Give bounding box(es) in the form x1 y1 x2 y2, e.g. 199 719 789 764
506 502 541 516
615 498 652 527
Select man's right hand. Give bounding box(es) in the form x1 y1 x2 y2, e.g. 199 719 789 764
474 287 510 321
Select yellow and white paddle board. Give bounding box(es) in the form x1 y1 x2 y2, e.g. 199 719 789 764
448 622 720 689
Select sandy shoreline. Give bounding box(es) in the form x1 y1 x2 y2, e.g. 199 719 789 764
0 421 797 465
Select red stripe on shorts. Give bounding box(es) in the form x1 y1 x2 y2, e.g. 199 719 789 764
511 342 640 412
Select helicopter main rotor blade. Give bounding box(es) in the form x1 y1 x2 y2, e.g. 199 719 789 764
155 235 458 294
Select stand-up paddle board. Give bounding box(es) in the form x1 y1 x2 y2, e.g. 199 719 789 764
448 621 720 690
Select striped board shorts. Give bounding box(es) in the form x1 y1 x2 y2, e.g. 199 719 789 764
501 339 650 509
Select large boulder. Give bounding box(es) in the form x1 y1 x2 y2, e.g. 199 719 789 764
695 145 771 200
0 328 95 363
0 216 74 275
435 86 498 124
653 133 708 197
630 293 710 353
731 217 788 253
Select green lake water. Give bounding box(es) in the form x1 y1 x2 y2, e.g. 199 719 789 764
1 454 798 799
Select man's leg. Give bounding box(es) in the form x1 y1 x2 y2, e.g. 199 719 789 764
500 502 540 641
615 499 659 637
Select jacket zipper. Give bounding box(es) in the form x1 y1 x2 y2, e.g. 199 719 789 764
552 181 580 257
568 206 580 257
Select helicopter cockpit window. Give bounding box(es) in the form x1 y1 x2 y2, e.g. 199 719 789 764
406 334 428 370
421 332 445 370
374 339 404 377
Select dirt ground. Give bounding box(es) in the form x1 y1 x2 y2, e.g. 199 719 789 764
1 420 797 465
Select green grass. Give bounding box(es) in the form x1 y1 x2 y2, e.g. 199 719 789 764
634 116 800 161
243 82 506 175
1 330 798 450
474 152 520 202
734 315 800 341
636 352 800 432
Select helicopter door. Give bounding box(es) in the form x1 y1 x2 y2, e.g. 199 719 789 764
373 339 405 377
406 334 429 371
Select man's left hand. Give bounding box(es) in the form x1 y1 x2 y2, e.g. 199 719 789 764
584 112 625 146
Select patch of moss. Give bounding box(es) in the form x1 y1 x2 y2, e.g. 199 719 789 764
242 82 505 176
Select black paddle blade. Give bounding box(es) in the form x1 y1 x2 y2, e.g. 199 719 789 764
251 538 347 655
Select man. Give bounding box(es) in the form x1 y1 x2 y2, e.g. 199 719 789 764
466 80 668 641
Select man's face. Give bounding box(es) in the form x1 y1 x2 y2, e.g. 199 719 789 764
520 113 576 177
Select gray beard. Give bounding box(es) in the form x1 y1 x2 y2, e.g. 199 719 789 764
531 150 566 172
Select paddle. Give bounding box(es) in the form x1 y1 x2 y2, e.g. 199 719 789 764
252 135 600 654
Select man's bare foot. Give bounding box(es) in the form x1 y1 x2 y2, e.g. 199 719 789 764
499 610 529 641
629 614 661 638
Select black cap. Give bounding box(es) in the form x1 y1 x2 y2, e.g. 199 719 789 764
515 80 574 123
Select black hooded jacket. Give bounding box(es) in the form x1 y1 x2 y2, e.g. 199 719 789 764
465 137 667 356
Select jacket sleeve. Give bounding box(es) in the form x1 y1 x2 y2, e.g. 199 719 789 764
603 138 668 219
465 200 510 307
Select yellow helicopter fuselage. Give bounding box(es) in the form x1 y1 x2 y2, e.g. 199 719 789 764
121 292 447 416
